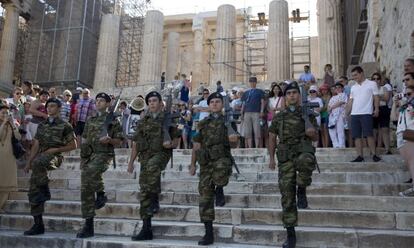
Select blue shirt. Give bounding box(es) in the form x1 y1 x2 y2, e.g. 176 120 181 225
180 86 189 103
299 72 316 83
241 88 264 113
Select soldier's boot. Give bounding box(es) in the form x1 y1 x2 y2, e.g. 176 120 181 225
149 194 160 214
215 187 225 207
282 227 296 248
95 192 108 210
131 218 153 241
198 221 214 246
24 215 45 236
297 187 308 209
76 217 94 238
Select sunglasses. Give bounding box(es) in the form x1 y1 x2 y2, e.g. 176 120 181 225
372 77 380 81
406 92 412 97
15 92 22 95
309 90 316 93
203 92 209 95
403 78 412 82
65 94 71 97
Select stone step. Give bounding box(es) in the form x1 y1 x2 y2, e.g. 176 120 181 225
65 147 398 157
7 192 414 212
16 178 412 196
1 214 413 248
60 161 407 173
0 230 275 248
63 154 404 164
17 170 410 184
3 200 414 230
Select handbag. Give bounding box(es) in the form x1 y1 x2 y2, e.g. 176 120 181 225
10 125 26 159
403 129 414 142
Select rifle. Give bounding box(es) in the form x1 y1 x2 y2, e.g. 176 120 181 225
162 94 180 168
223 94 242 176
100 89 123 169
299 84 321 173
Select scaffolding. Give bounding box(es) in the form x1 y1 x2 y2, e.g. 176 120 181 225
206 8 269 84
289 0 312 80
19 0 149 90
115 0 149 87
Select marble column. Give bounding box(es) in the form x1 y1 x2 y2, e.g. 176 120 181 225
0 3 19 93
214 4 236 85
139 10 164 84
317 0 344 77
192 14 204 87
165 32 180 82
268 0 290 82
93 14 121 90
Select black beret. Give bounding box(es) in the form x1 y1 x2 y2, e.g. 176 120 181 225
45 98 62 108
207 92 223 105
145 91 162 105
96 92 111 102
284 81 300 96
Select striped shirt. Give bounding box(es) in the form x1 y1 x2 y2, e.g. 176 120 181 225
76 98 96 123
60 101 71 122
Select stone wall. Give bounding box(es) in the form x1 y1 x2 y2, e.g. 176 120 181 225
361 0 414 89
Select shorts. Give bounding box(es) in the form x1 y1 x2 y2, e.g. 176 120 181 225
243 112 261 139
351 114 374 139
75 121 86 136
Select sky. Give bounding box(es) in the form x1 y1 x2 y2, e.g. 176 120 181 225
149 0 318 37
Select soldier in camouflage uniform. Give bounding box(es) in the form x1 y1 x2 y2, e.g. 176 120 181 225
189 92 239 246
76 93 124 238
268 82 319 248
23 98 77 236
127 91 180 241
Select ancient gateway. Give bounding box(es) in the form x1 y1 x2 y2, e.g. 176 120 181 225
0 0 346 98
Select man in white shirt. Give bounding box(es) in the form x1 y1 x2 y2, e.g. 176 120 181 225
346 66 381 162
196 89 210 121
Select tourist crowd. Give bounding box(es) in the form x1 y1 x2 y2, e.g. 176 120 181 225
1 58 414 196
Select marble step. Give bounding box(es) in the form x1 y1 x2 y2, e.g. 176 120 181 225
0 215 413 248
65 148 398 157
18 169 409 184
0 230 276 248
63 154 403 164
7 192 414 212
3 200 414 230
16 178 412 196
59 161 407 173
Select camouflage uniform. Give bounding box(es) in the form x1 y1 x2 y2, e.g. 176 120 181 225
269 106 317 227
80 112 123 218
193 114 233 222
133 112 180 219
29 118 74 216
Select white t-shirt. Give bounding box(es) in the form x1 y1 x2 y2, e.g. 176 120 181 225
198 99 209 121
350 79 379 115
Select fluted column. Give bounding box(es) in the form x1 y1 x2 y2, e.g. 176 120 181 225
0 3 19 92
317 0 344 76
192 14 204 88
214 4 236 86
139 10 164 84
268 0 290 82
93 14 121 90
165 32 180 82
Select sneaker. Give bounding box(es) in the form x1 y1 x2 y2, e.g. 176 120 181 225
404 178 413 184
386 151 392 155
350 156 364 162
372 155 381 162
399 187 414 197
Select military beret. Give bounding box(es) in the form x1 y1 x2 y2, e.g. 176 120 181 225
96 92 111 102
284 81 300 96
145 91 162 105
45 98 62 108
207 92 223 105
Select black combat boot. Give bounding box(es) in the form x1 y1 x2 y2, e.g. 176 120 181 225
24 215 45 236
76 217 94 238
297 187 308 209
198 221 214 246
131 218 153 241
95 191 108 209
282 227 296 248
147 194 160 214
215 187 225 207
